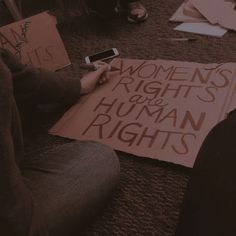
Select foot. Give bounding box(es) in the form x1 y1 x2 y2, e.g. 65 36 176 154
126 1 148 23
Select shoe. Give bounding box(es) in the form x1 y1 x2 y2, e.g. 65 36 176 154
126 1 148 23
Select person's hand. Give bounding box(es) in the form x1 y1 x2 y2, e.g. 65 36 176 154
80 61 109 95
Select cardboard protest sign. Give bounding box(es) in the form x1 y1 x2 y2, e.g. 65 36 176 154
190 0 236 30
0 11 71 71
171 0 236 37
183 1 205 19
50 58 236 167
170 1 207 22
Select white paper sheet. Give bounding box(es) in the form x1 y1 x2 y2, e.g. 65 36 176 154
174 22 227 37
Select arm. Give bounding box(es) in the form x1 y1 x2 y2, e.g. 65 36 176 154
0 48 81 106
1 49 109 107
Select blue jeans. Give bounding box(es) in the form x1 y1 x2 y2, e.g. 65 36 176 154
0 95 120 236
22 141 120 235
0 49 120 236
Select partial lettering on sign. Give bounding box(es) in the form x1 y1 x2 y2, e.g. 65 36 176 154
0 11 70 71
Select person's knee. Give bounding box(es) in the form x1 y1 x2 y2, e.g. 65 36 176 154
40 141 120 234
57 140 120 190
82 141 120 183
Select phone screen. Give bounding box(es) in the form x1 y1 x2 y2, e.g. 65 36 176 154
89 49 116 62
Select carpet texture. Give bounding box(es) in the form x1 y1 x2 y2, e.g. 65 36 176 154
2 0 236 235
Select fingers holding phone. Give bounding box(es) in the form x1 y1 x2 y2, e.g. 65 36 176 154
80 61 109 95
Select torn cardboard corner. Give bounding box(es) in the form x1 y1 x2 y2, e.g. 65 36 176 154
170 0 236 37
190 0 236 31
0 11 71 71
170 1 207 22
183 1 205 19
171 0 236 24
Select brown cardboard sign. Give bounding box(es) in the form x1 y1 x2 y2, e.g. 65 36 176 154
170 1 207 22
0 11 71 71
170 0 236 37
191 0 236 30
50 58 236 167
183 1 205 19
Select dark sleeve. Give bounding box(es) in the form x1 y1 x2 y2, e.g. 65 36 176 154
0 48 81 106
0 58 48 235
0 130 48 236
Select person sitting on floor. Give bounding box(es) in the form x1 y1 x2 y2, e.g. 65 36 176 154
0 48 120 236
175 109 236 236
59 0 148 23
